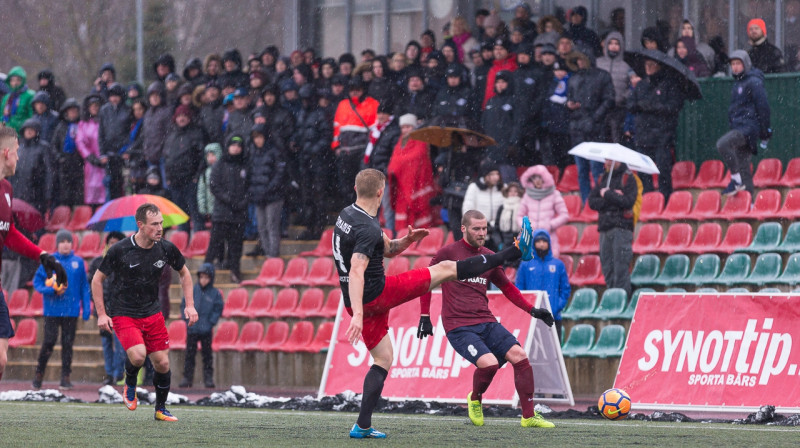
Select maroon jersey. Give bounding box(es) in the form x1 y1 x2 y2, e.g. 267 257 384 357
0 179 45 288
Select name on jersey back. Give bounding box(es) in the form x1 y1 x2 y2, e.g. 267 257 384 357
336 217 352 234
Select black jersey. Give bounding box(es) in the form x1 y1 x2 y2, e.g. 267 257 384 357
333 204 386 307
98 235 185 318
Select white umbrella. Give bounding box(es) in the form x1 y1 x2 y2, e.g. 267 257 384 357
568 142 660 188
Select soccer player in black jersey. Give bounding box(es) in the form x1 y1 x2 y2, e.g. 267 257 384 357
92 203 199 422
335 169 535 438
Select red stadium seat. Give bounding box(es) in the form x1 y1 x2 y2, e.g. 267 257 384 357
292 288 325 318
267 288 300 318
168 231 189 254
632 223 663 254
168 320 187 350
277 258 309 287
258 321 290 352
406 227 445 255
779 158 800 187
38 233 56 254
715 222 753 253
776 189 800 220
235 321 265 352
23 291 43 317
687 190 721 221
221 288 249 318
557 165 579 192
6 289 28 317
299 228 334 257
556 225 578 254
443 231 455 246
573 225 599 254
184 231 211 257
211 321 239 351
748 189 782 220
8 318 37 347
313 289 341 318
45 206 71 232
241 258 285 287
660 191 693 221
412 256 433 270
546 165 560 185
305 257 336 287
574 202 598 223
75 231 102 258
304 322 335 352
570 255 604 286
753 158 783 188
638 192 665 222
686 223 723 254
563 194 582 222
558 255 574 276
504 266 517 283
66 205 92 231
693 160 728 189
245 288 274 318
657 223 693 254
385 256 410 277
671 161 696 190
719 191 753 220
280 321 316 352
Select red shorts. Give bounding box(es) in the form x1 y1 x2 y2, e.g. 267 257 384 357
112 313 170 354
346 268 432 350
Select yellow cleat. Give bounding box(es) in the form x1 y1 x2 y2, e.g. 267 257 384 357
521 412 555 428
467 391 484 426
154 408 178 422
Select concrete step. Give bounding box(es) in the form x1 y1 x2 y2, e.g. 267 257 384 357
9 345 104 364
5 359 106 383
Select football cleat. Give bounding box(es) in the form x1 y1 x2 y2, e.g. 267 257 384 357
521 412 555 428
467 391 484 426
349 423 387 439
516 216 534 261
123 384 137 411
154 408 178 422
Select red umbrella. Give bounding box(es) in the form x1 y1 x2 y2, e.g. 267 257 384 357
12 199 44 232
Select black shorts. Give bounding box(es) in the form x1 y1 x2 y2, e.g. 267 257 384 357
0 290 14 339
446 322 519 367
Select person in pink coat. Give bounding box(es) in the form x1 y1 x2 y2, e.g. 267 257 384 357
76 94 106 205
516 165 569 256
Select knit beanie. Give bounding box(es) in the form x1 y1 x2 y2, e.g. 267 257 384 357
747 18 767 37
56 229 73 245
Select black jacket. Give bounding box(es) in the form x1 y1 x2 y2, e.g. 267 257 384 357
50 111 85 206
568 67 615 140
163 123 206 187
98 101 132 154
628 70 684 149
198 100 224 145
433 84 478 121
252 104 295 153
296 104 334 161
247 129 286 205
224 108 253 142
481 74 518 164
588 164 638 232
513 62 547 136
396 87 436 120
748 39 785 74
12 129 53 213
143 83 173 164
211 139 249 222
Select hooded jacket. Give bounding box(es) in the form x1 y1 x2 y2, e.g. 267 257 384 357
37 70 67 112
481 71 519 164
728 50 771 153
143 82 174 163
627 67 685 149
676 36 711 78
210 135 249 222
197 144 221 215
163 118 206 187
183 57 207 88
516 165 568 256
50 98 85 206
588 163 638 232
434 81 477 121
595 31 631 106
31 91 60 143
153 53 176 81
295 98 335 162
1 66 35 132
219 49 249 88
252 101 295 153
247 124 287 205
33 250 91 320
13 119 54 213
567 52 615 139
98 98 132 154
483 53 518 108
181 263 224 335
515 229 570 321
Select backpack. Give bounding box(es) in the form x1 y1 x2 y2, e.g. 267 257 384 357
621 171 644 226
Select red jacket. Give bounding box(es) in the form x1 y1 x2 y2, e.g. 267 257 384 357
482 55 518 109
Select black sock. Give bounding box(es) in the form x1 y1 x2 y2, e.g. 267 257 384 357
154 370 171 410
125 359 141 388
456 245 522 280
356 365 388 429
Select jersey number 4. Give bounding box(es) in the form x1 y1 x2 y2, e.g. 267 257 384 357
333 234 347 273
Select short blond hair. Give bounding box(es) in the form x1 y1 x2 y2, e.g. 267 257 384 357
355 169 386 199
0 126 17 151
461 210 486 227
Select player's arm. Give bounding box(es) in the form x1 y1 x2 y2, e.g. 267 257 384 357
345 252 369 345
5 223 67 285
91 270 112 333
492 269 555 327
417 251 443 339
178 265 199 326
383 226 430 258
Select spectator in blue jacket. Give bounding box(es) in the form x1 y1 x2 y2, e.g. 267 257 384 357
179 262 223 389
31 229 91 390
515 229 570 339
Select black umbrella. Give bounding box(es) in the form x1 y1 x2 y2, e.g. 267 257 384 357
624 49 703 101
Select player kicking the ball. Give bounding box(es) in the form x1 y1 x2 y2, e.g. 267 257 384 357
418 210 555 428
335 169 536 439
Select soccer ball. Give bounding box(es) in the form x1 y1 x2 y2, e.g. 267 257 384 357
598 388 631 420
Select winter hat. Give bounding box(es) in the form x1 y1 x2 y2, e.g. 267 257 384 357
748 18 767 37
56 229 73 245
445 64 464 78
494 37 512 51
173 104 192 120
108 83 126 99
165 73 180 83
377 101 394 114
339 53 356 67
398 113 418 127
204 142 222 158
540 44 557 56
222 93 235 106
233 87 249 97
279 78 298 93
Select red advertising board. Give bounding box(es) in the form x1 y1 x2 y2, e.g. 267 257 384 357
318 291 540 404
615 293 800 412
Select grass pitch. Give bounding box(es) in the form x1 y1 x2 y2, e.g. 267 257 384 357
1 402 799 447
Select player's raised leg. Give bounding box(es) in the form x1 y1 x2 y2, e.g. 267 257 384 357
350 336 390 439
151 350 178 421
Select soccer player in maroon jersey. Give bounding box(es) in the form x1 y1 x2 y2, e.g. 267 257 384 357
0 126 67 383
418 209 555 428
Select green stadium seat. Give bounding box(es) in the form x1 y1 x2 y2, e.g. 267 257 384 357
560 324 595 357
710 253 751 285
778 253 800 285
561 288 598 320
727 287 750 293
759 287 782 293
680 254 721 286
620 288 654 319
776 222 800 254
590 288 628 320
631 255 660 286
736 222 782 254
743 253 782 285
652 254 690 286
696 287 719 293
664 287 687 292
587 325 627 358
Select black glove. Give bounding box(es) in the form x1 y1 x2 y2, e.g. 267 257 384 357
531 307 555 327
416 315 433 339
40 253 67 286
86 154 105 167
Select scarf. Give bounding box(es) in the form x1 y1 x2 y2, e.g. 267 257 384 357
2 90 22 122
451 32 472 62
526 185 554 200
62 123 78 154
498 196 521 233
119 118 143 154
363 117 392 165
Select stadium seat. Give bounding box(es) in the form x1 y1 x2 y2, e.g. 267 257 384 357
557 164 579 192
558 255 574 276
671 161 696 190
75 231 102 258
573 225 599 254
709 253 752 285
406 227 445 256
715 222 753 253
38 233 56 254
680 253 721 286
736 222 782 254
23 291 43 317
267 288 300 318
631 255 660 286
590 288 627 320
258 321 290 352
235 321 265 352
686 223 722 254
168 230 189 253
241 257 285 287
8 318 37 347
777 253 800 285
652 254 690 286
747 189 782 220
776 189 800 220
299 228 334 257
305 257 336 287
727 287 750 293
221 288 249 318
632 223 663 254
6 289 28 317
312 289 341 318
556 225 579 254
686 190 721 221
167 320 187 350
719 190 752 220
777 223 800 254
664 287 687 293
245 288 274 318
574 202 599 223
779 158 800 187
280 321 316 352
620 288 654 319
563 194 582 222
305 322 335 352
65 205 92 231
660 191 694 221
277 258 309 287
742 253 782 285
587 325 626 358
638 192 665 222
292 288 325 318
656 223 693 255
561 288 598 320
696 287 719 293
504 266 517 282
560 324 595 357
385 256 410 277
759 287 782 293
570 255 604 286
752 158 783 188
184 230 211 257
45 206 71 232
693 160 728 189
412 256 433 270
211 321 239 351
443 231 455 247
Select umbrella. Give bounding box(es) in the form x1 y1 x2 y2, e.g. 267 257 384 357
568 142 659 187
409 116 495 148
624 49 703 101
12 199 43 232
87 194 188 232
